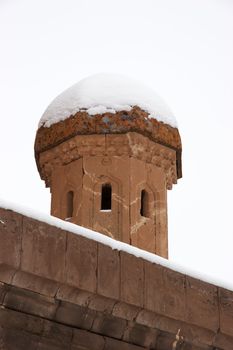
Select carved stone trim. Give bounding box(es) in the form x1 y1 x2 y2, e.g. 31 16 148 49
35 106 182 178
38 132 177 189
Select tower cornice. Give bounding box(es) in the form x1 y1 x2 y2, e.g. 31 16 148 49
35 107 182 180
37 132 177 190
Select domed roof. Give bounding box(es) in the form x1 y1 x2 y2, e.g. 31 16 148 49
39 73 177 128
35 74 182 179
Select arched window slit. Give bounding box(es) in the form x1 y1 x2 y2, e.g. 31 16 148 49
66 191 74 218
101 184 112 211
140 189 149 218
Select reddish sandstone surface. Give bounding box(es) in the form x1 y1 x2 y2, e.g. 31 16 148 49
0 207 232 349
34 132 178 257
35 106 182 179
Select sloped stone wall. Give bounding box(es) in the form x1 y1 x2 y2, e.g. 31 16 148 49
0 207 232 349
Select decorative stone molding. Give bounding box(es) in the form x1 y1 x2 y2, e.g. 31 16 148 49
35 106 182 179
38 132 177 189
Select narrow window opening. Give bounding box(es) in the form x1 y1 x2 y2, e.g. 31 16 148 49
66 191 74 219
140 189 149 218
101 184 112 210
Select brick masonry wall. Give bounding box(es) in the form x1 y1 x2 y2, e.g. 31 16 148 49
0 207 233 349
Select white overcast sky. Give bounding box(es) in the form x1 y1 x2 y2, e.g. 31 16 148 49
0 0 233 286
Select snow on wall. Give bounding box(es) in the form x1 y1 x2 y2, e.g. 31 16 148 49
0 198 232 292
39 73 177 128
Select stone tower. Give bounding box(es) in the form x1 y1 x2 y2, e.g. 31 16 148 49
34 74 182 258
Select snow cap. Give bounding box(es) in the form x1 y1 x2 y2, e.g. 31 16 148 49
35 74 182 179
39 73 177 128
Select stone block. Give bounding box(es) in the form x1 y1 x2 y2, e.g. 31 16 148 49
0 307 44 335
37 342 67 350
0 308 74 349
36 340 69 350
0 263 17 284
138 311 213 348
104 337 144 350
92 313 126 339
97 243 120 299
156 331 184 350
136 309 160 328
120 252 144 307
179 322 214 347
186 276 219 331
219 287 233 337
1 328 41 350
106 134 130 157
112 301 141 321
123 322 158 348
146 262 201 323
12 270 59 297
21 216 66 282
162 268 186 320
0 208 22 268
141 312 182 340
144 261 164 313
42 320 73 348
88 294 116 313
66 234 97 293
3 285 58 319
56 284 92 307
180 344 213 350
72 329 105 350
213 332 233 350
55 300 95 330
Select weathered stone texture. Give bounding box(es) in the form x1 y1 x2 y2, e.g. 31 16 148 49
34 131 179 258
21 216 66 282
186 276 219 331
144 261 164 313
56 284 92 306
0 208 233 349
123 322 158 348
219 287 233 337
72 329 105 350
92 313 127 339
55 300 96 330
112 301 141 321
120 252 144 307
103 337 145 350
12 269 59 297
37 132 177 190
0 208 22 270
3 285 58 319
66 234 97 292
35 107 182 177
97 243 120 299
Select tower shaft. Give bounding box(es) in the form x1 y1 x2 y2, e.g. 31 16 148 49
38 132 177 258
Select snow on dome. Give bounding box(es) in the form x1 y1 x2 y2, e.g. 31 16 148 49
39 74 177 128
